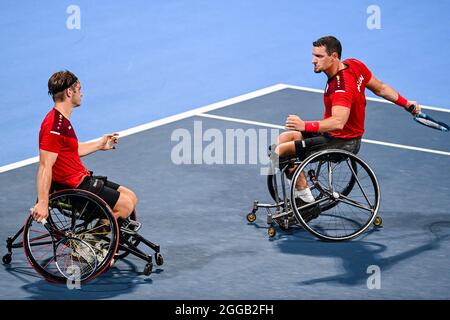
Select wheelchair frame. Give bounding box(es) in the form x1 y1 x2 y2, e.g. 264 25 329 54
3 188 163 284
247 149 383 241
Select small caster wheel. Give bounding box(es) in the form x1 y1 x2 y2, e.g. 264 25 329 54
373 216 383 227
247 212 257 223
155 253 164 266
2 253 12 265
143 263 153 276
267 226 276 238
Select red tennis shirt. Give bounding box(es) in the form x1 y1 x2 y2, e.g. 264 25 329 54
39 108 90 187
324 58 373 139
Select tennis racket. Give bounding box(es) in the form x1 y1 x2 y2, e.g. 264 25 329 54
408 105 449 132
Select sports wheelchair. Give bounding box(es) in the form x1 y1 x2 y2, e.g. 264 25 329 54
3 188 163 284
247 148 383 241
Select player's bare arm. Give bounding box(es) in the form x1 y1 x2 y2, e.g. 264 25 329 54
78 133 119 157
366 75 421 114
285 106 350 132
32 150 58 222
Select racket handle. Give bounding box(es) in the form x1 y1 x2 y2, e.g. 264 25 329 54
407 104 416 114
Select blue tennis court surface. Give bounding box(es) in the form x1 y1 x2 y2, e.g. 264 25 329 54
1 86 449 299
1 0 450 303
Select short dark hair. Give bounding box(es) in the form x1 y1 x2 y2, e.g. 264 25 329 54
313 36 342 59
48 70 79 102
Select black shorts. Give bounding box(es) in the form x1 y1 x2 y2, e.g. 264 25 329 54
294 132 361 161
52 174 121 210
77 175 121 209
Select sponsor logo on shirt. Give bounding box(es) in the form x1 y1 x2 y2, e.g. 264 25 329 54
357 75 364 92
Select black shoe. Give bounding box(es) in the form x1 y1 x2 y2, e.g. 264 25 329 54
295 198 321 223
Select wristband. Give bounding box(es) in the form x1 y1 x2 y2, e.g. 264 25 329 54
395 94 408 107
304 121 320 132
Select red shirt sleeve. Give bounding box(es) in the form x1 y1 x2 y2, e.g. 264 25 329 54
39 124 64 153
360 63 372 85
353 59 372 85
330 89 353 109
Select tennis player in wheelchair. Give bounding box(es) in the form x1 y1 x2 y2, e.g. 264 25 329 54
270 36 421 224
32 70 136 227
17 70 163 280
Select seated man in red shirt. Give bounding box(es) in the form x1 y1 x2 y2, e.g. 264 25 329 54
32 70 137 225
273 36 421 220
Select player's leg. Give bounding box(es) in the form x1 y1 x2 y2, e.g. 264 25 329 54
78 177 134 220
277 130 303 145
273 130 303 175
274 131 308 185
117 186 138 208
112 193 134 219
100 180 135 220
279 134 330 202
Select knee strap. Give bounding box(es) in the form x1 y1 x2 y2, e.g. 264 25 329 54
278 155 295 171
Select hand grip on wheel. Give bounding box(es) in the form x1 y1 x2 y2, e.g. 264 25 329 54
29 208 48 225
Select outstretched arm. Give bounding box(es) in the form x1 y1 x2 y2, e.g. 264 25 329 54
78 133 119 157
366 75 421 114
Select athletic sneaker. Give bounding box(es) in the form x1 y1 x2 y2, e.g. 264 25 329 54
295 198 321 223
79 234 109 264
93 240 110 263
70 241 96 266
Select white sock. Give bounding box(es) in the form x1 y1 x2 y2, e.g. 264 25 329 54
295 188 315 203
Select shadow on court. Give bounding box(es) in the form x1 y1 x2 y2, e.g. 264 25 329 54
259 216 450 287
4 259 163 300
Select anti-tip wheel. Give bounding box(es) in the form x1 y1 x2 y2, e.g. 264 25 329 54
143 263 153 276
155 253 164 266
247 212 257 223
267 226 277 238
373 216 383 227
2 254 12 265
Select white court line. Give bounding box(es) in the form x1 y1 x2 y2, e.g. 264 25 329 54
197 113 450 157
0 84 286 173
1 83 449 173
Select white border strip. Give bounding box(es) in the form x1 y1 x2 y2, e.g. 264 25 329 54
197 113 450 157
198 113 285 130
0 84 286 174
0 157 40 173
282 84 450 113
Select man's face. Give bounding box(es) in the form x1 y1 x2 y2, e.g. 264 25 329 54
312 46 335 73
69 82 83 107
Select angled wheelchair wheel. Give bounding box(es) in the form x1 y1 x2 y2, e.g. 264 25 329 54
291 149 380 241
23 189 120 283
